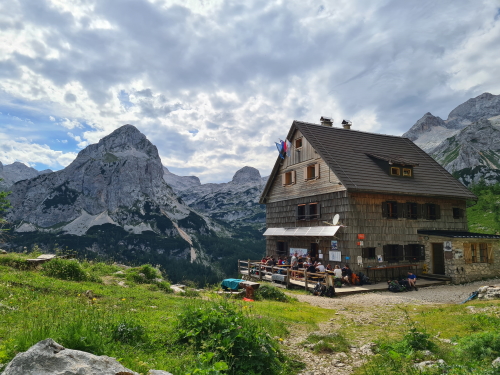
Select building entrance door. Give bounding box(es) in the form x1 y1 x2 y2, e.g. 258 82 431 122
310 243 319 261
432 243 445 275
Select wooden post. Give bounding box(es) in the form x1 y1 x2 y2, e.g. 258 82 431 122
305 271 308 291
259 264 263 281
286 268 290 288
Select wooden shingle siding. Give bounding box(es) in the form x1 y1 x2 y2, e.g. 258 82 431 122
265 157 346 204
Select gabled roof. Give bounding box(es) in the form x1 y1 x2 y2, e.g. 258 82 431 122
260 121 477 202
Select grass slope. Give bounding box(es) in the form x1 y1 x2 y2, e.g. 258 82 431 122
467 182 500 234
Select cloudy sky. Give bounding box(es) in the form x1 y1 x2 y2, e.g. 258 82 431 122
0 0 499 182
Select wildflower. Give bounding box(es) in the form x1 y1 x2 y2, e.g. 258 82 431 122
279 338 284 342
121 298 126 301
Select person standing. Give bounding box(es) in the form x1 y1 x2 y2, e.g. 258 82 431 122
291 252 299 277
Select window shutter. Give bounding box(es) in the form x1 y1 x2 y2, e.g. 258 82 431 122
417 204 425 219
282 173 286 186
291 170 296 185
383 245 389 262
317 203 321 219
305 204 310 221
463 243 472 264
419 245 425 261
487 243 493 264
397 245 404 262
403 245 410 259
382 202 388 218
397 203 404 219
303 167 308 181
315 163 320 179
435 205 441 220
296 205 299 220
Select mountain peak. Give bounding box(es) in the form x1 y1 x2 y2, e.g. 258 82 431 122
231 166 262 184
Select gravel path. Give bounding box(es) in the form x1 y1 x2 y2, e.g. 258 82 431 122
280 279 500 375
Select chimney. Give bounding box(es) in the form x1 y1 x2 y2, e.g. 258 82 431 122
320 116 333 127
341 119 352 130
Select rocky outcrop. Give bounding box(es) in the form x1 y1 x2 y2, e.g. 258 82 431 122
163 166 201 191
477 285 500 300
0 161 52 190
431 119 500 185
6 125 210 238
2 339 172 375
169 166 267 227
403 93 500 185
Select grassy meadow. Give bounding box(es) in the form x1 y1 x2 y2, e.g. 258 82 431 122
1 252 500 374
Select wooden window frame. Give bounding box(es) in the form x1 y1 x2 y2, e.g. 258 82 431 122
425 203 440 220
404 244 425 261
406 202 418 220
390 167 401 176
465 242 493 264
402 168 412 177
304 163 320 181
308 202 320 220
382 201 399 219
294 138 303 149
297 204 306 221
282 170 296 186
383 244 404 263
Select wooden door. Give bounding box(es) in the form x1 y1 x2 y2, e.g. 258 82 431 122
310 243 318 261
432 243 445 275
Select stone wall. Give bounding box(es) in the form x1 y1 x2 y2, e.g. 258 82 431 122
419 235 500 283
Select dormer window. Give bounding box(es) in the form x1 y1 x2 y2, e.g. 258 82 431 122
403 168 412 177
295 138 303 149
390 167 400 176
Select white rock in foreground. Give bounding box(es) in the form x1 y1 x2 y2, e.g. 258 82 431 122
3 339 141 375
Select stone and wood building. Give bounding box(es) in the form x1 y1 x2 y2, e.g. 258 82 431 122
259 118 500 283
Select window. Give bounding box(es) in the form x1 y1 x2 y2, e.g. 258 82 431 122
308 203 319 220
406 202 418 220
305 164 320 180
425 203 440 220
297 204 306 220
297 203 321 220
282 170 296 186
390 167 400 176
453 207 464 219
276 241 288 255
403 168 412 177
362 247 376 259
383 244 404 263
382 201 399 219
295 138 303 148
464 243 493 264
404 244 425 261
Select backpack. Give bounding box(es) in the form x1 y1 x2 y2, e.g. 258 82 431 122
313 282 326 296
388 281 404 293
324 286 335 298
334 278 343 288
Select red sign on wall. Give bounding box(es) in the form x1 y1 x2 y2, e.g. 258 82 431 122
357 234 365 240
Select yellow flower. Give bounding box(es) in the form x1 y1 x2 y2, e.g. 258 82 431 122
279 338 284 341
121 298 126 301
77 294 81 297
92 298 97 301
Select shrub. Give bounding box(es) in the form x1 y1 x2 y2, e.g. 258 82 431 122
0 254 31 270
254 285 291 302
175 300 286 374
157 280 173 293
455 331 500 361
42 258 97 282
125 264 162 284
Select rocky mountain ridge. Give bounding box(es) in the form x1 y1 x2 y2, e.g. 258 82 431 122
0 161 52 190
403 93 500 185
5 125 216 263
164 166 268 228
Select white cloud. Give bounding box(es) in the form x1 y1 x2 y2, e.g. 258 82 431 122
0 0 499 182
0 133 77 168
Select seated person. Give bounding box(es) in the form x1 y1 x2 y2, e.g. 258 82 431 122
316 262 325 273
342 265 352 285
333 265 342 279
326 263 333 271
306 263 317 274
407 271 418 291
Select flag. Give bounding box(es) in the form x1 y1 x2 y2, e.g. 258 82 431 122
275 142 284 159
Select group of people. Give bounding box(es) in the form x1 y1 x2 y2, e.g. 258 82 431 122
259 254 418 291
387 272 418 292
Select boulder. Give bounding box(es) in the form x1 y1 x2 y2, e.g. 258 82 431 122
3 339 139 375
477 286 500 300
